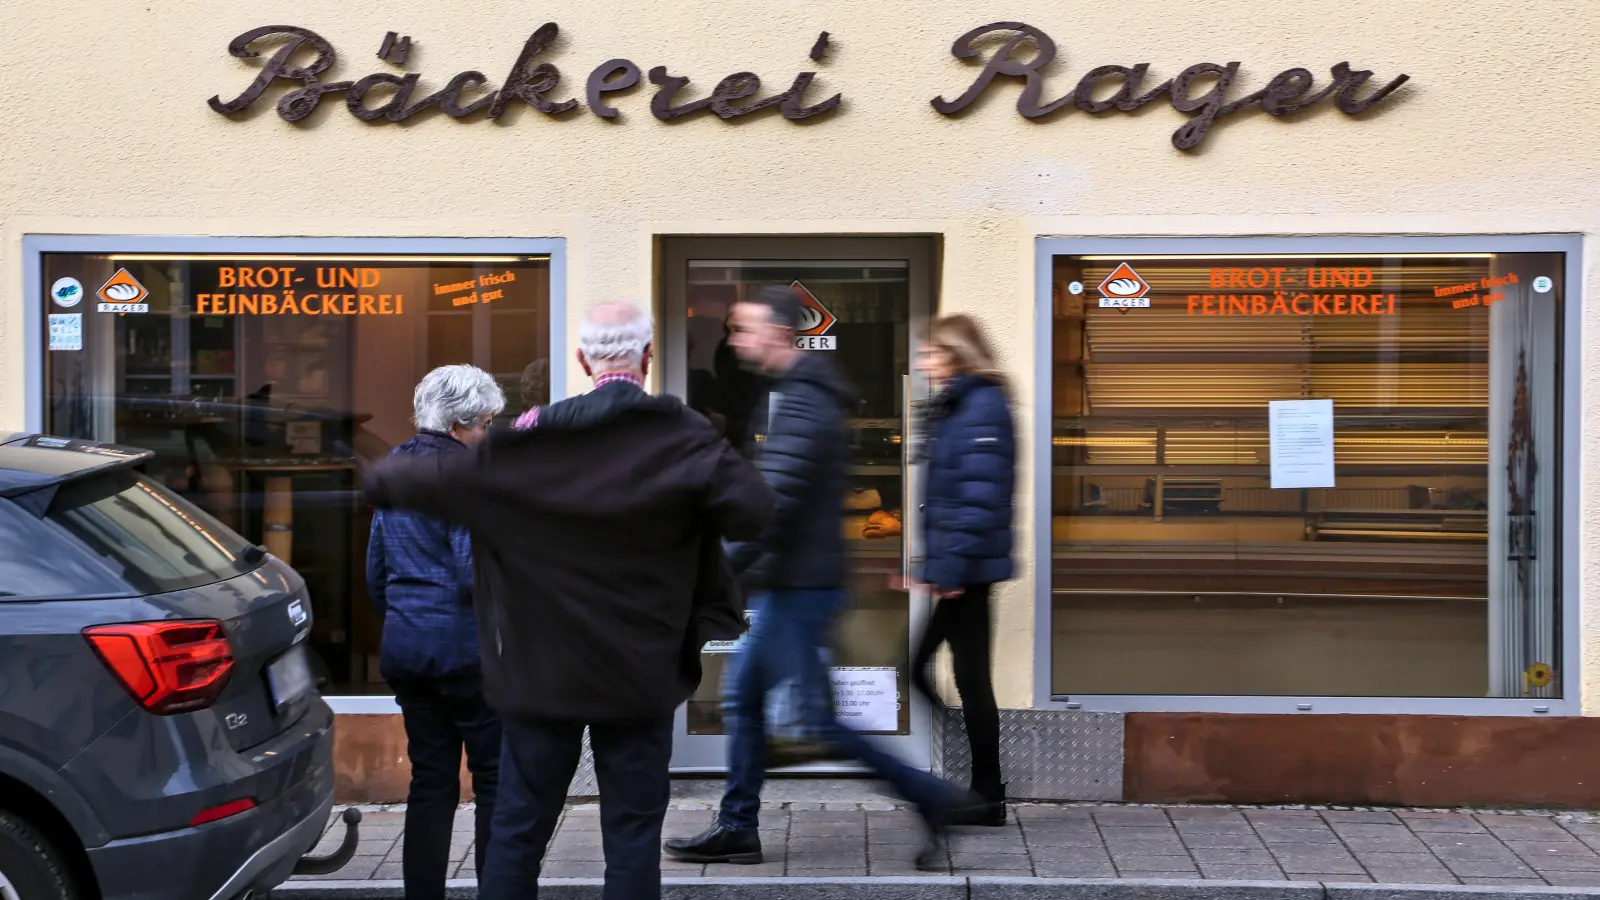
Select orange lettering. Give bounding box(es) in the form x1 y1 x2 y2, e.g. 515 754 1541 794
1209 270 1226 289
1313 295 1331 315
239 268 258 288
360 294 377 315
1188 295 1201 314
261 294 279 315
237 294 257 315
219 268 237 288
1228 270 1246 289
1251 295 1268 315
379 295 395 315
1228 296 1248 315
1353 268 1373 288
1270 296 1289 315
1247 268 1269 289
361 269 382 288
1333 295 1347 315
1292 294 1311 315
302 295 320 315
279 294 298 315
1352 295 1369 314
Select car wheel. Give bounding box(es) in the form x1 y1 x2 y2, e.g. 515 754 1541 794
0 812 74 900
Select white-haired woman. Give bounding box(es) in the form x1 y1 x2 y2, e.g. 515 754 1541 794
366 364 505 900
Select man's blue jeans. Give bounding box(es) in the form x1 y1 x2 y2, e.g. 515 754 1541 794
717 588 958 831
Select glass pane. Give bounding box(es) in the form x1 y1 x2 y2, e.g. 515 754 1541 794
682 259 912 735
1049 252 1564 698
0 499 127 598
46 470 255 594
41 253 552 693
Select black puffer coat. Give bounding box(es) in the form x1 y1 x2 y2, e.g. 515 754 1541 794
729 354 856 590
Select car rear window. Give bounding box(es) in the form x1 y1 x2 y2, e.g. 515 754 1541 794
43 469 258 595
0 500 125 598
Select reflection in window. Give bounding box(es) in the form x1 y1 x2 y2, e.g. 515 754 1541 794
1049 252 1563 699
42 253 553 692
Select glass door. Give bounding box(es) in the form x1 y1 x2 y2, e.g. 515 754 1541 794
660 236 937 771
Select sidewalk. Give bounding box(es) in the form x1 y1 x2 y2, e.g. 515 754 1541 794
283 792 1600 893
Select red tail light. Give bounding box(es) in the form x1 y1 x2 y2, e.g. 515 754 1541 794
84 620 234 715
190 797 256 827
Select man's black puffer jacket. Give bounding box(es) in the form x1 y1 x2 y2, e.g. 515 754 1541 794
730 353 856 590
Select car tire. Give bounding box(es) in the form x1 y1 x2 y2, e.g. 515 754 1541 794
0 811 74 900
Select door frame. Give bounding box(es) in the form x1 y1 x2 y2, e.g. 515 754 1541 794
659 235 940 771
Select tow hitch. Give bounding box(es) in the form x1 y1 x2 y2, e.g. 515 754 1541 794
293 807 362 876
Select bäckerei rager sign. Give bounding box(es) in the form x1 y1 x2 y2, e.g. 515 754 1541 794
208 21 1409 151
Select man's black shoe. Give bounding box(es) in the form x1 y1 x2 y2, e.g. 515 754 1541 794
663 822 764 864
915 829 948 871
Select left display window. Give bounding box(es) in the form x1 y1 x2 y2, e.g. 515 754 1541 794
40 251 554 693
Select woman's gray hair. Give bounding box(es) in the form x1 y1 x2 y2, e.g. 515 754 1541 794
578 302 654 371
413 364 506 432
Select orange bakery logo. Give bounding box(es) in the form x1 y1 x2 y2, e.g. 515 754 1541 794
792 281 838 350
1097 262 1151 309
97 268 150 313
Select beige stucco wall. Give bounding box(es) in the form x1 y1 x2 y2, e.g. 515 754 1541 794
2 0 1598 711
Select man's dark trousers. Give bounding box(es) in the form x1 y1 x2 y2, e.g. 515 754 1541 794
718 588 958 831
480 714 675 900
390 673 501 900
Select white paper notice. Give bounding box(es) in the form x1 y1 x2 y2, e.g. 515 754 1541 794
830 667 898 732
1269 398 1335 489
48 314 82 351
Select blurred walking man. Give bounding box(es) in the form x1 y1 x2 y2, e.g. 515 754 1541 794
363 302 774 900
367 365 504 900
664 285 968 871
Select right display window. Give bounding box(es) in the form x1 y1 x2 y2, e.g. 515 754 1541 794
1048 250 1566 699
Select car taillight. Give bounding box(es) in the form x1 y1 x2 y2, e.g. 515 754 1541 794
83 620 234 715
190 798 256 827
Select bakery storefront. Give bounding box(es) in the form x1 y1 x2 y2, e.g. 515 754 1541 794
3 0 1597 806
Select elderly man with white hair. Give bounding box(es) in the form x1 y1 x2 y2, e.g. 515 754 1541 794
366 364 505 900
363 302 774 900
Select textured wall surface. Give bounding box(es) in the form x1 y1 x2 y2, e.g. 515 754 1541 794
1125 713 1600 808
2 0 1598 710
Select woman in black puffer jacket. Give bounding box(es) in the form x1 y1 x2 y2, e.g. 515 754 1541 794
911 314 1016 825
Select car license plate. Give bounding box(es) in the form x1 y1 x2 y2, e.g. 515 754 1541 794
266 645 313 711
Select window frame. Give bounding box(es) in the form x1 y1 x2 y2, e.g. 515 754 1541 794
23 234 569 714
1032 234 1584 717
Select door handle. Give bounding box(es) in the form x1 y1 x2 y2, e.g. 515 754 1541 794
901 373 915 582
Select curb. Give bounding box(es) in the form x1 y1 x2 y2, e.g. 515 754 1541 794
271 877 1600 900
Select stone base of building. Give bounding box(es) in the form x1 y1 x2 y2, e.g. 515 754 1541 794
330 710 1600 808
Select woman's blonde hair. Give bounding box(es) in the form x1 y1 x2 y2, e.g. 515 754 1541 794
928 314 1007 390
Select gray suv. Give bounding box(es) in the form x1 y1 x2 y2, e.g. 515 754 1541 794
0 434 359 900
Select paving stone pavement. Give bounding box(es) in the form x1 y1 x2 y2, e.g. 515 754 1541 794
298 801 1600 887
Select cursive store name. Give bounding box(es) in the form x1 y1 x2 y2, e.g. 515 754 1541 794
207 22 1409 150
208 24 840 125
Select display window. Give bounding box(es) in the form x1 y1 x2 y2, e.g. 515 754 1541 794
35 242 557 694
1040 240 1574 706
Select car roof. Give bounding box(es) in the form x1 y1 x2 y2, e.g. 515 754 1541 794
0 434 153 497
